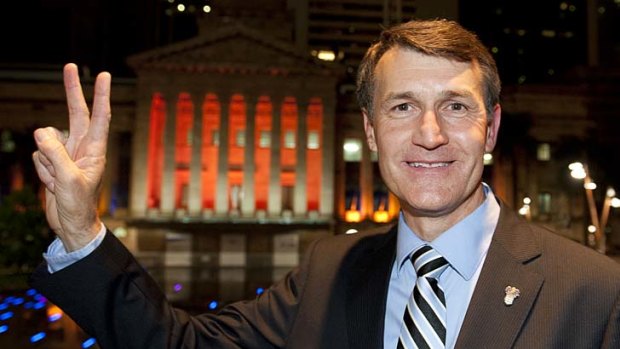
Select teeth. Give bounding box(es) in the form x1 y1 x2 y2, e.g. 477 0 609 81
408 162 449 168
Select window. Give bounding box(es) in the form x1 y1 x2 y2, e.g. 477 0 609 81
259 130 271 148
235 130 245 147
539 192 551 214
307 131 320 149
343 138 362 162
284 130 296 149
212 130 220 146
537 143 551 161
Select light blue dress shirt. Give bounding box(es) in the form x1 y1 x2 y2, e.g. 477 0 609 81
383 184 500 349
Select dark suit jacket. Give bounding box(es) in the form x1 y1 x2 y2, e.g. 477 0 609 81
31 205 620 348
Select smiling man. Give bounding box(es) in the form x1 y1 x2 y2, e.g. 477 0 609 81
31 19 620 348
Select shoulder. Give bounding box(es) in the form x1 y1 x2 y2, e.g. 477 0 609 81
498 205 620 284
309 224 396 255
534 223 620 279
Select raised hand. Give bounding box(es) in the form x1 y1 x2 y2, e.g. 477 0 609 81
32 63 111 252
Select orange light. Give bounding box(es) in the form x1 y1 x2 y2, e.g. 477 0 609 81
345 210 361 223
373 210 389 223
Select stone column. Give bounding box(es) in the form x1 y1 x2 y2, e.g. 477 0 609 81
320 97 335 216
215 93 230 215
188 92 203 216
242 94 257 216
294 97 308 216
268 95 283 216
160 91 177 216
130 88 153 217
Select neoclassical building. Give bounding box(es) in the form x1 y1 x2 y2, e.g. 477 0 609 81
126 23 339 223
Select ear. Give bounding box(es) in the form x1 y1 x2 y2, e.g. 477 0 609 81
484 104 501 153
363 109 378 152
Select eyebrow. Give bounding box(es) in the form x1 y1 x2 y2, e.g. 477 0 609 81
381 89 477 104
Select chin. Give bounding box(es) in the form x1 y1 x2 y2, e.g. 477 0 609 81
402 193 456 217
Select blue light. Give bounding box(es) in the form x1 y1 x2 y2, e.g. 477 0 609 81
0 312 13 321
12 298 24 306
48 313 62 322
256 287 265 295
208 301 218 310
33 302 46 310
0 325 8 333
30 332 46 343
82 338 96 348
0 303 7 311
26 289 37 296
24 302 34 309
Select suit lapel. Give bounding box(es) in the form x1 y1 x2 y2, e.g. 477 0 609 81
455 204 544 349
346 226 397 349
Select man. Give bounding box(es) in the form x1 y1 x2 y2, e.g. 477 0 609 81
31 19 620 348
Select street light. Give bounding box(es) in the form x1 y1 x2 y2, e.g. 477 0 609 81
569 162 618 253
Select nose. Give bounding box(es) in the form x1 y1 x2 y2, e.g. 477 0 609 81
411 110 448 150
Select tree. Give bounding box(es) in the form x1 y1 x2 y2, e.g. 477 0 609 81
0 187 51 272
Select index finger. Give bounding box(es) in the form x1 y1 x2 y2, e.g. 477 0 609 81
64 63 90 155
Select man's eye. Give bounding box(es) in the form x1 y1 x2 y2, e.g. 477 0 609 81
449 103 467 111
395 103 410 111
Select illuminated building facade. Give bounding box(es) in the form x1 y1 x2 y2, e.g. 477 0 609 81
126 23 338 222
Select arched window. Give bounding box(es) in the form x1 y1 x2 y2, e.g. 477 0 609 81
146 93 166 209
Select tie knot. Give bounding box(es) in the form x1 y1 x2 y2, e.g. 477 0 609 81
410 245 449 279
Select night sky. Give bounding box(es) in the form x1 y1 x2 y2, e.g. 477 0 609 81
3 0 618 83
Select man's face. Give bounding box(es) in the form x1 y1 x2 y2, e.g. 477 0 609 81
363 47 501 228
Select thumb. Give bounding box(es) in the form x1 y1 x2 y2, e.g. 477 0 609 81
34 127 77 178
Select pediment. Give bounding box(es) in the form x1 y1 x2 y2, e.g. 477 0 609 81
128 23 339 77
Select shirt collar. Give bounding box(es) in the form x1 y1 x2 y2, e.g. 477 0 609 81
395 183 500 280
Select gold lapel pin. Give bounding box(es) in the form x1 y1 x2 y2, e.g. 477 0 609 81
504 286 520 306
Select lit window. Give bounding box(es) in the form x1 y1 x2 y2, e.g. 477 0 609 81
212 130 220 146
259 130 271 148
537 143 551 161
236 130 246 147
284 130 296 149
343 138 362 162
186 129 193 146
317 50 336 61
539 192 552 214
1 130 15 153
307 131 320 149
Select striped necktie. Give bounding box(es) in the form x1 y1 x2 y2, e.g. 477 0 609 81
398 245 450 349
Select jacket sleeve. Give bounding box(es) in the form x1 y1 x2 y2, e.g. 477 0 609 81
30 231 312 349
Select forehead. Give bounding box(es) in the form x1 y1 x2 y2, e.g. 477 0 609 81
373 47 483 96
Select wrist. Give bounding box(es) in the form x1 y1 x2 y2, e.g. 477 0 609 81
59 218 103 252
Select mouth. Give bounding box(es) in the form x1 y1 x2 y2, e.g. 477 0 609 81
405 161 453 168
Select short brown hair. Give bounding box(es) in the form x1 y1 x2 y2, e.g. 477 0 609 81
356 19 501 118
